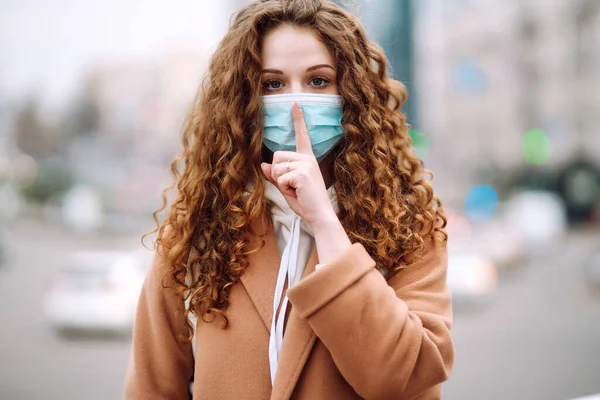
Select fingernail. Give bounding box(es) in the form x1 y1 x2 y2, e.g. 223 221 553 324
294 102 303 114
261 163 266 167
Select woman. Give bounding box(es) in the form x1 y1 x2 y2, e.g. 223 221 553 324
125 0 453 399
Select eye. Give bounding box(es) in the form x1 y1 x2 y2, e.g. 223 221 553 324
309 76 330 88
263 79 284 91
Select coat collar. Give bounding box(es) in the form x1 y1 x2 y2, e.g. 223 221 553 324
240 217 318 400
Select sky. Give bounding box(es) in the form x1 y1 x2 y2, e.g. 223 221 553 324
0 0 239 107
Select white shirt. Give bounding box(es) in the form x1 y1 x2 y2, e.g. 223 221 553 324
264 181 338 385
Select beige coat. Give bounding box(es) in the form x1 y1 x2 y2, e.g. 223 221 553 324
124 220 454 399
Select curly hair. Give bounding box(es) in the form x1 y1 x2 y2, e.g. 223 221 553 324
145 0 447 340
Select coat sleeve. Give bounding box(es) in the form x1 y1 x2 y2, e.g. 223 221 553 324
287 240 454 400
124 249 194 400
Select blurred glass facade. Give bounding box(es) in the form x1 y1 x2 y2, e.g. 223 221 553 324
1 1 599 399
353 0 417 124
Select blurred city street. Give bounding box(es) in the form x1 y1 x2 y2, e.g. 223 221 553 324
1 218 599 399
445 228 600 400
0 220 138 400
1 0 600 398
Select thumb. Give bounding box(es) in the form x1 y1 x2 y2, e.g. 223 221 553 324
261 163 276 185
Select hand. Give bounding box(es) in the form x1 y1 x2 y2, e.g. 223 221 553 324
261 102 337 228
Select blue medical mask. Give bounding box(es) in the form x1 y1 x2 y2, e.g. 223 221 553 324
262 93 344 161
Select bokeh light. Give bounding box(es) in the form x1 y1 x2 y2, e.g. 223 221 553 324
409 128 431 160
445 209 473 249
522 129 552 165
451 59 487 94
465 185 499 221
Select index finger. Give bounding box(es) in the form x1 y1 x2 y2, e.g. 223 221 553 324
292 102 313 155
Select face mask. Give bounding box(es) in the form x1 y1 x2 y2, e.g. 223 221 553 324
262 93 344 162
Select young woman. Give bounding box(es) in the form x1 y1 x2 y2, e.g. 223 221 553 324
125 0 454 398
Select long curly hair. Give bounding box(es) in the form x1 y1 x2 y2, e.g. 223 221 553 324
146 0 447 339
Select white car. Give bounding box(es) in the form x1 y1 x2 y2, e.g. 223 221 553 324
583 246 600 290
570 394 600 400
447 250 498 306
43 250 153 336
469 219 526 271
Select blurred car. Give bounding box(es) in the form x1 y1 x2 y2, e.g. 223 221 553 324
505 190 567 252
43 249 153 336
470 218 526 271
447 249 498 306
583 245 600 290
446 209 525 272
570 393 600 400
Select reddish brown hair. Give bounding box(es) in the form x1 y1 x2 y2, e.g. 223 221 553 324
146 0 447 338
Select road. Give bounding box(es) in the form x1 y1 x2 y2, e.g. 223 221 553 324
1 219 599 399
444 229 600 399
0 220 139 400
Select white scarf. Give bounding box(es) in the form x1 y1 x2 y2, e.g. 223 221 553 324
264 181 338 385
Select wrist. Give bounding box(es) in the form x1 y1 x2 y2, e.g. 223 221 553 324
310 213 352 265
309 210 340 235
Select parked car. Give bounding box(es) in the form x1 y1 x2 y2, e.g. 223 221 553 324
505 190 567 252
470 218 526 271
569 393 600 400
446 208 523 273
43 249 153 336
447 249 497 307
583 245 600 290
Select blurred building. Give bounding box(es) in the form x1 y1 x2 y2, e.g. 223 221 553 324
415 0 600 205
67 52 207 215
353 0 417 124
0 92 13 188
86 52 205 160
0 94 12 157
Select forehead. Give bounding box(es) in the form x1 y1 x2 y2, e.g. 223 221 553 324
260 24 335 69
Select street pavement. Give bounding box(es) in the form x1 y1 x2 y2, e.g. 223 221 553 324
0 220 139 400
443 230 600 399
1 219 599 399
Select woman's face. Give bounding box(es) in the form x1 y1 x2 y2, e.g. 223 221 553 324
260 24 338 95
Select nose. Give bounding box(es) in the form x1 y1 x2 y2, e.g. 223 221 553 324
288 80 306 94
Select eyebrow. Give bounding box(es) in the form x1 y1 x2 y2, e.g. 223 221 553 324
261 64 335 74
306 64 335 72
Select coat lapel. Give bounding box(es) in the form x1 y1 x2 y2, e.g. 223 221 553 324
270 246 319 400
240 217 320 399
240 218 280 333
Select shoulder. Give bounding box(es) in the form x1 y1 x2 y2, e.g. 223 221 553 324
144 224 190 295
